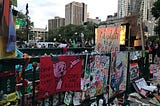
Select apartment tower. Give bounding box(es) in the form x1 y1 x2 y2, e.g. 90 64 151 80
118 0 155 20
118 0 130 18
48 16 65 31
65 1 87 25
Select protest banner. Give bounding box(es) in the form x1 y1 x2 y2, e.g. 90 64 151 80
109 51 128 97
95 26 120 53
39 55 82 99
82 54 110 98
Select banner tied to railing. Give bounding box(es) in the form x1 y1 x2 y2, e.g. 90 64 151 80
38 55 82 99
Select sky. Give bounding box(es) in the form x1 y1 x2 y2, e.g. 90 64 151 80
16 0 118 28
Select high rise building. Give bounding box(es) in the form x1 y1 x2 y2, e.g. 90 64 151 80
118 0 130 18
141 0 157 36
129 0 143 17
118 0 155 21
140 0 156 21
48 16 65 31
65 1 87 25
118 0 156 36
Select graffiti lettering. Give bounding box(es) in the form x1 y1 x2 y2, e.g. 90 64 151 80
70 58 80 68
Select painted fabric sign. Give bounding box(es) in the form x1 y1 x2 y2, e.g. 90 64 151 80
39 56 82 99
6 9 16 52
109 51 128 97
95 26 120 53
0 0 10 36
82 54 110 97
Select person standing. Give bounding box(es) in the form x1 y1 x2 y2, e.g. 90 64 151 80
152 40 160 63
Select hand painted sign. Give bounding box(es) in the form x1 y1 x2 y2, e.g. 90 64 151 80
82 54 110 97
95 26 120 53
39 55 82 99
109 51 128 97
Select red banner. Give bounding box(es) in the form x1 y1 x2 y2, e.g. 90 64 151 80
38 55 82 99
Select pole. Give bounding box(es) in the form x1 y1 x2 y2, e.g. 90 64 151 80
140 20 145 50
26 18 29 43
123 52 130 106
26 3 29 44
32 62 37 106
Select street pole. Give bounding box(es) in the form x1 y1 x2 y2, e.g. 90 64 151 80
26 3 29 44
140 20 145 50
137 17 145 50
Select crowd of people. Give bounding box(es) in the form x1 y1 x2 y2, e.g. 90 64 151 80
17 39 95 49
17 39 160 59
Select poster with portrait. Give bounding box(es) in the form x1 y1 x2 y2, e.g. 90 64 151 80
38 55 82 99
130 62 139 81
82 54 110 98
109 51 128 97
95 26 120 53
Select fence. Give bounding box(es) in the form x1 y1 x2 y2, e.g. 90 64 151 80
0 49 152 106
18 47 94 56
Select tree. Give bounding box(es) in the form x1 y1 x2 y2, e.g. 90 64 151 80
83 21 98 42
48 24 85 42
16 11 33 41
151 0 160 36
48 22 99 46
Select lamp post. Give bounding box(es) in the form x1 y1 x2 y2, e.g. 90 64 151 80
26 3 29 44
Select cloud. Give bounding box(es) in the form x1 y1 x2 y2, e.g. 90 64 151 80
17 0 118 28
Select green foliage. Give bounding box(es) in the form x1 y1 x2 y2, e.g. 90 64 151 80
151 0 160 20
151 0 160 36
16 11 33 41
154 20 160 35
48 22 98 43
84 22 98 41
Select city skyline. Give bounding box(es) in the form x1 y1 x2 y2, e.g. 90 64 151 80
16 0 118 28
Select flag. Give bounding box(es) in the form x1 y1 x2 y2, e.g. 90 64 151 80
0 0 10 35
6 9 16 52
